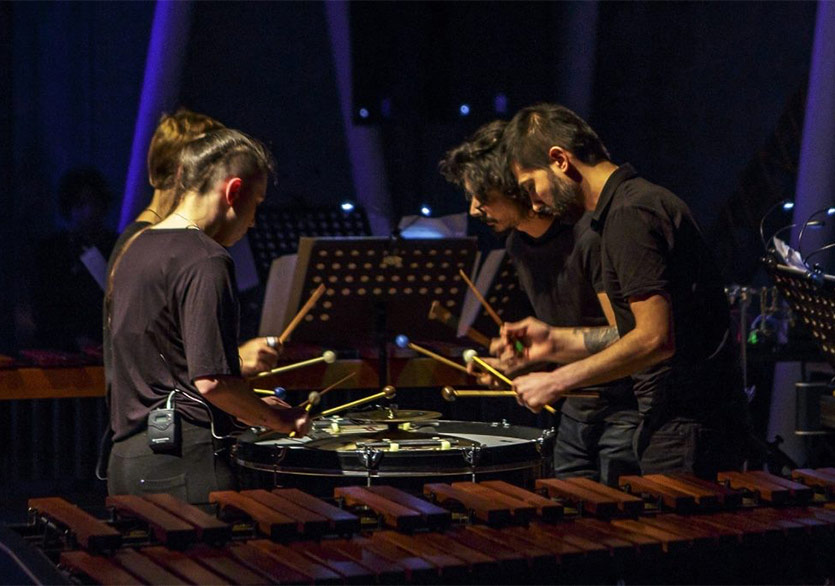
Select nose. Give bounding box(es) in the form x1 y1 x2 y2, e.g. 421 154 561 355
529 191 546 212
468 198 481 217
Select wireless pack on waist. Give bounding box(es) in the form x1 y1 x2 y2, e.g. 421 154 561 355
147 392 181 453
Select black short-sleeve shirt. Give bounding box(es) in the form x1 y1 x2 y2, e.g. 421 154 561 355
506 213 635 422
592 165 739 418
109 229 241 440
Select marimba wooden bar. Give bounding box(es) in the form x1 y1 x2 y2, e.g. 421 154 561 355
16 470 835 584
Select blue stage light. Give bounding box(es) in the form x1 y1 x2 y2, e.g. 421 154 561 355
358 108 369 119
459 104 470 116
420 205 432 217
340 201 355 212
494 93 508 114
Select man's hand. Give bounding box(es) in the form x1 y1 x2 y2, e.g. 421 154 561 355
238 337 281 377
512 369 567 413
493 317 554 367
466 352 509 388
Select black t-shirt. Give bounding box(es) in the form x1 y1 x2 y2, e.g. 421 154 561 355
103 220 151 396
109 228 241 440
506 213 635 422
592 164 741 421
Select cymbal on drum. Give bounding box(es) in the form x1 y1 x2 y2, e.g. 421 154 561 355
346 408 442 424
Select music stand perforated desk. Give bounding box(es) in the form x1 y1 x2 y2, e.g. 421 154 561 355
765 258 835 370
262 236 479 387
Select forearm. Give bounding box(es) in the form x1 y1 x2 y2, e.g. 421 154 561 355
549 326 673 391
545 325 620 363
196 376 287 429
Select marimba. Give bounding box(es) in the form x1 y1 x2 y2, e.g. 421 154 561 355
12 469 835 584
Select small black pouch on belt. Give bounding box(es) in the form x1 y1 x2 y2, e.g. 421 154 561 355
147 407 181 453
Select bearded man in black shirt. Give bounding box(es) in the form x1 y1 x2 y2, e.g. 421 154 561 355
440 120 640 485
496 103 749 477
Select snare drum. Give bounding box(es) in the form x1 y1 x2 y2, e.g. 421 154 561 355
234 418 555 494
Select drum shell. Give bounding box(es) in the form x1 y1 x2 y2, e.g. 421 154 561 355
234 420 554 495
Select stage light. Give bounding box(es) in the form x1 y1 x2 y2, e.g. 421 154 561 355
459 104 470 116
494 93 508 114
827 207 835 216
420 205 432 217
358 108 369 119
782 201 795 211
340 201 355 212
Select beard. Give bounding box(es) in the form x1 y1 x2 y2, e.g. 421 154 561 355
539 167 584 221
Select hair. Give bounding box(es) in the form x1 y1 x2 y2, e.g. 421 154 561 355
439 120 529 209
58 167 112 220
174 127 276 200
106 128 275 325
147 107 225 192
503 103 611 170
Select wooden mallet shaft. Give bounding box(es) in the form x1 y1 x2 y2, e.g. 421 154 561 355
295 372 357 408
467 353 557 414
278 283 326 344
249 350 336 381
406 342 470 374
320 386 396 417
459 269 502 327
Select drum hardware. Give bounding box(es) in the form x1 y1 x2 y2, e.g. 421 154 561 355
271 445 287 489
359 446 384 487
462 445 483 482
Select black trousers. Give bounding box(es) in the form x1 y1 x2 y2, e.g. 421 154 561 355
107 419 236 505
553 409 641 486
636 415 747 478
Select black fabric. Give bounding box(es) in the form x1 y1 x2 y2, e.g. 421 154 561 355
103 221 150 396
592 164 748 474
553 409 641 486
109 228 240 441
506 213 636 422
107 418 236 505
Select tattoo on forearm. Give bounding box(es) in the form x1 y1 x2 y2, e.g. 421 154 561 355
576 327 619 354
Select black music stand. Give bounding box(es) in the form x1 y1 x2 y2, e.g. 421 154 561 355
263 236 478 386
764 257 835 468
247 204 371 283
458 248 533 339
764 257 835 370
